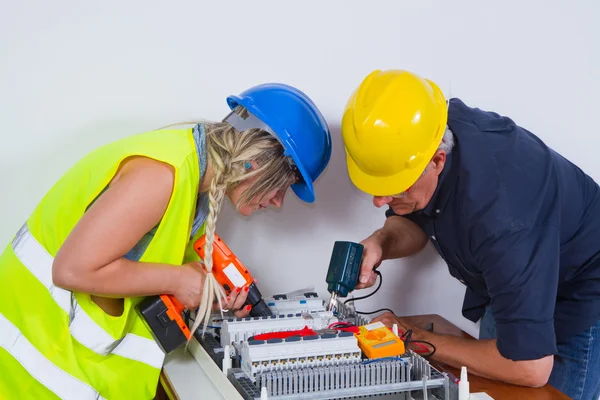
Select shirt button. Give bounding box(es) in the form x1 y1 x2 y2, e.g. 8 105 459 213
435 209 440 214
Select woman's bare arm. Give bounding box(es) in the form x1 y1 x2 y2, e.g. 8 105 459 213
52 157 185 298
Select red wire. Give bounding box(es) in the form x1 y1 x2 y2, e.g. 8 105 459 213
329 322 352 328
397 329 432 354
328 321 359 333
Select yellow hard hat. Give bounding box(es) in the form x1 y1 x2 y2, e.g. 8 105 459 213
341 69 448 196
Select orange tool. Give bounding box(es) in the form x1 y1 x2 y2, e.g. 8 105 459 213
355 322 406 359
137 233 271 354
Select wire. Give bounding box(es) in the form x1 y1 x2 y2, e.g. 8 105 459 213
363 356 405 365
355 308 396 315
335 270 437 357
411 340 436 358
400 329 436 358
328 321 356 329
344 271 383 305
341 270 397 316
184 310 220 329
328 321 359 333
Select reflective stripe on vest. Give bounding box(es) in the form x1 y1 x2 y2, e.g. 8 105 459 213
11 223 165 369
0 313 106 400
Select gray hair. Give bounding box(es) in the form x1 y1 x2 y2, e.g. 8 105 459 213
438 127 455 154
391 126 454 198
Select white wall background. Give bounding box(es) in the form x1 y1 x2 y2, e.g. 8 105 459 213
1 0 598 338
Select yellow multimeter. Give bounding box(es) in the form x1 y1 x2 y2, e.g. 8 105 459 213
355 321 406 359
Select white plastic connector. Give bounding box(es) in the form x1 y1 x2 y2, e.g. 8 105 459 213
459 366 470 400
263 292 325 315
260 386 268 399
222 345 232 374
392 323 399 337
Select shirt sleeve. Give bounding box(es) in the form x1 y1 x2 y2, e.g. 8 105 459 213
475 224 560 361
385 206 397 218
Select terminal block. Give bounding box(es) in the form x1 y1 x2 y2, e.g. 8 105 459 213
202 293 328 333
220 311 337 347
263 291 325 315
241 330 362 379
228 351 458 399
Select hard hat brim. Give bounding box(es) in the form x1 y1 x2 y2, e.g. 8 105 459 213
345 149 427 197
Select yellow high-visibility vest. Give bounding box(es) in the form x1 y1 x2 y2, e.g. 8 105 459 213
0 127 205 399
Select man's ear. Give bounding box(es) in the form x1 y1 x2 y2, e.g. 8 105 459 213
431 150 447 176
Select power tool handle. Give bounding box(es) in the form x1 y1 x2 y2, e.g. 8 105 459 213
160 294 191 339
194 233 253 293
193 233 273 318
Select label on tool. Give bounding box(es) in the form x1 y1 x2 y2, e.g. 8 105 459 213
222 262 247 288
364 321 385 331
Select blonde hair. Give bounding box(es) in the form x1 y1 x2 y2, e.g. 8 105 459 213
188 106 299 338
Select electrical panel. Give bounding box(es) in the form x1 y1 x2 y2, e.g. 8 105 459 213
194 292 459 399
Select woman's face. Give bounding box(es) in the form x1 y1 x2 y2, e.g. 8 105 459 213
226 172 289 216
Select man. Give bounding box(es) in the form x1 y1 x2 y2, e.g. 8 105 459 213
341 69 600 400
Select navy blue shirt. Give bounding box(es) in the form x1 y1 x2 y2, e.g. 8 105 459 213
387 98 600 361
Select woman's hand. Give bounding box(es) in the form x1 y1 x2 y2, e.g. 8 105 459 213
172 261 207 309
217 285 253 318
212 279 259 318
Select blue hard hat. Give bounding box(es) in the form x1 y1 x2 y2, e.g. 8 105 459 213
226 83 332 203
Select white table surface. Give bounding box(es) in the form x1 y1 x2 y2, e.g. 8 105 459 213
162 338 243 400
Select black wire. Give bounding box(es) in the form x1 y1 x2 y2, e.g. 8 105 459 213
404 329 413 343
344 270 383 305
340 272 437 358
342 270 397 316
356 308 396 315
329 322 357 329
412 340 436 358
401 329 436 358
184 310 192 325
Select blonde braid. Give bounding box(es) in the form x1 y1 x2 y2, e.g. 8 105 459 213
185 106 299 339
189 166 231 339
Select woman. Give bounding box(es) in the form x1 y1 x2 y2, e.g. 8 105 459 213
0 83 332 399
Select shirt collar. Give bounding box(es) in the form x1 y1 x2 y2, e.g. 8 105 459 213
422 145 459 217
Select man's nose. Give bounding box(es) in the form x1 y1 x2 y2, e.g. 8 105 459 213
373 196 393 208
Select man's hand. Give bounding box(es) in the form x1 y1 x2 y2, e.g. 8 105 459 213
354 216 428 290
371 311 553 388
356 234 384 289
371 312 427 340
372 312 435 355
